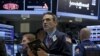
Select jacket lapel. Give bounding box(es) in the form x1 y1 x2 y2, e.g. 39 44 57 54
48 30 59 49
43 30 59 49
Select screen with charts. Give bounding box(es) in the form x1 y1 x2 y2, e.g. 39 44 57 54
57 0 99 19
0 0 52 14
0 24 14 40
87 25 100 41
0 24 14 56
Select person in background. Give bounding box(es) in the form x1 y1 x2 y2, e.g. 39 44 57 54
75 28 99 56
37 12 72 56
66 31 76 43
36 28 46 42
0 38 7 56
20 33 36 56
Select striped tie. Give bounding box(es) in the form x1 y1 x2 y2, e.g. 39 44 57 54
46 36 53 48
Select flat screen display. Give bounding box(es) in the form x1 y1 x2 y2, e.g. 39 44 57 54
57 0 99 19
87 25 100 41
0 24 14 40
0 0 52 14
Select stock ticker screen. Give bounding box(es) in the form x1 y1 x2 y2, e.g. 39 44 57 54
0 24 14 56
0 0 52 14
0 24 14 40
87 25 100 42
57 0 99 19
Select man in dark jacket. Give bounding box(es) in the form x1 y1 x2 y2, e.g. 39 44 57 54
0 38 7 56
75 28 99 56
37 12 72 56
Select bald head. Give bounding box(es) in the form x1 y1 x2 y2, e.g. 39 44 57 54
79 28 91 41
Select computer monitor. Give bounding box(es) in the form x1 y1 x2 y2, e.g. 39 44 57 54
0 0 52 14
87 25 100 42
57 0 99 20
0 24 14 41
0 24 14 56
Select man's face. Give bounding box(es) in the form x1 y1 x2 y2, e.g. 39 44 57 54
21 36 30 45
21 36 30 49
42 14 57 32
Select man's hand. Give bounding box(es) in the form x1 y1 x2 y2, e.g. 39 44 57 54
37 48 48 56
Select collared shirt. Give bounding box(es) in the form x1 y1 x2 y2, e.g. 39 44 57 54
45 28 57 48
47 28 57 39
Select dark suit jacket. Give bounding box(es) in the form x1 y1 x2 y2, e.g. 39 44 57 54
75 40 99 56
0 39 7 56
42 30 72 56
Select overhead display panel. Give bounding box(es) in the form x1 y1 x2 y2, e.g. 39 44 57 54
57 0 99 20
0 0 52 14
